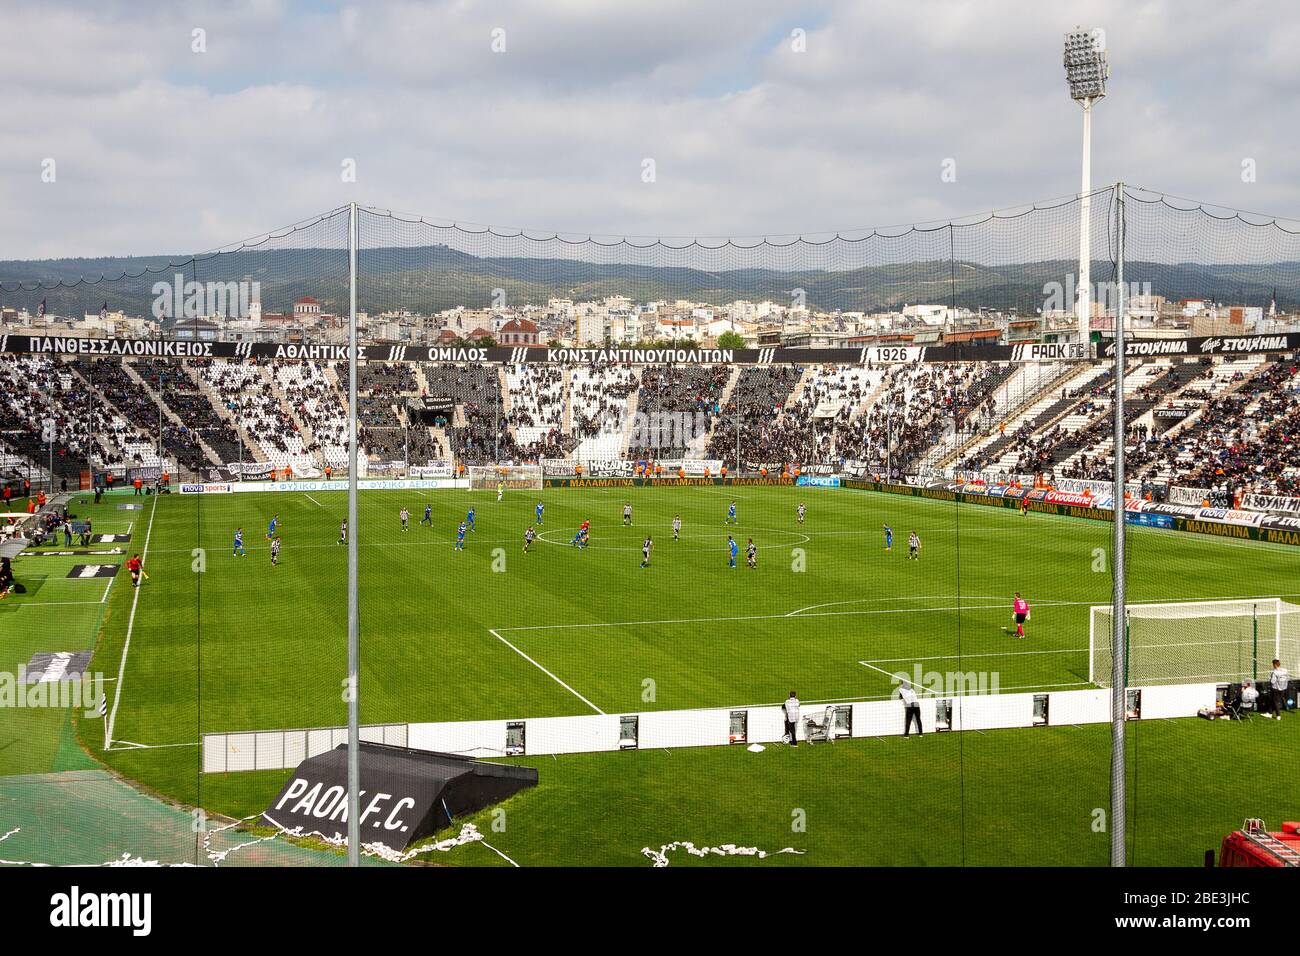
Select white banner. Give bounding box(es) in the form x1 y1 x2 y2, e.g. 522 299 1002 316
1054 477 1144 498
1195 507 1265 527
542 458 578 477
410 462 453 479
179 482 234 495
1241 492 1300 516
657 458 724 475
579 459 635 477
1169 485 1211 506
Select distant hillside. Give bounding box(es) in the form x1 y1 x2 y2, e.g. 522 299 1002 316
0 246 1296 321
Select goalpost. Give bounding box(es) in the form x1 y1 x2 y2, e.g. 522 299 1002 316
1089 598 1300 687
467 464 543 490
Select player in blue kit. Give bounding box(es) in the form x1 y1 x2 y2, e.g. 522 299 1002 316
535 501 545 524
466 507 476 532
455 521 467 552
728 535 739 568
726 501 737 525
883 523 893 552
266 514 279 540
421 503 432 526
232 528 246 557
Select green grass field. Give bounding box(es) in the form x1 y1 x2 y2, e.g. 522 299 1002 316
2 483 1296 866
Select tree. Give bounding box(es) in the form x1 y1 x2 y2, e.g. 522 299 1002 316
716 331 746 349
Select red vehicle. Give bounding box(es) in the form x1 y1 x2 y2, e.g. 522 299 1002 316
1218 819 1300 867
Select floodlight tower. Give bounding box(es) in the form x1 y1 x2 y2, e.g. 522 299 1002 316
1064 28 1109 344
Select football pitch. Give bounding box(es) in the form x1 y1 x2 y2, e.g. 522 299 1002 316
4 483 1297 866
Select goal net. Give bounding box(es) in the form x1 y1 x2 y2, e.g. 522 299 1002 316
1089 598 1300 688
467 464 543 490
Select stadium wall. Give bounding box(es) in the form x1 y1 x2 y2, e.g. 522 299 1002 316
841 479 1300 548
201 683 1218 771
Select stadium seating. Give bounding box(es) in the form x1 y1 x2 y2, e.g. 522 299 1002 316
2 353 1298 507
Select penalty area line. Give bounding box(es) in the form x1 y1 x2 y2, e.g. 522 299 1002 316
487 628 605 715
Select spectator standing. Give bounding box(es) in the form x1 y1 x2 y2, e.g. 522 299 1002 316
783 691 801 747
1268 659 1291 719
900 680 923 737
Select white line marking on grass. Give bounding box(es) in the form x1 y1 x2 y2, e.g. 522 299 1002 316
861 647 1089 664
787 595 1006 617
105 493 158 750
106 740 199 751
859 660 904 683
860 634 1267 666
100 577 113 604
495 600 1088 634
304 493 324 508
480 841 520 867
12 600 107 608
856 660 1091 695
487 628 605 714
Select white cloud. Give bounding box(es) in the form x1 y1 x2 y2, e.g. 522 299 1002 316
1 0 1297 261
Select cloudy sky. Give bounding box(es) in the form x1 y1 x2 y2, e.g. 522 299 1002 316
2 0 1297 260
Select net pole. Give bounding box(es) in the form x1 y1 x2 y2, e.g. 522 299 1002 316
346 201 360 867
1253 603 1258 683
1110 182 1127 868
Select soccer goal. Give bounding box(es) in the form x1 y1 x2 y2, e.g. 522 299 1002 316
1089 598 1300 687
467 464 543 490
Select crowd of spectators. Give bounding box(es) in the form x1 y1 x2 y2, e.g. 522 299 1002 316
707 366 805 466
627 365 731 458
8 355 1300 502
571 366 639 441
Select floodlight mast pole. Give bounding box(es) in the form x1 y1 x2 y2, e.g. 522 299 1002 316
346 201 360 867
1077 101 1093 344
1110 182 1127 867
1065 28 1108 346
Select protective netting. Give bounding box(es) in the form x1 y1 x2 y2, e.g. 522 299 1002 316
0 185 1299 870
355 195 1113 319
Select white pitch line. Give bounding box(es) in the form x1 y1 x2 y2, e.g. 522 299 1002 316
11 600 108 608
857 659 1091 695
487 628 605 714
304 493 324 508
859 634 1272 666
99 576 113 604
787 595 1007 617
861 647 1088 664
105 493 159 749
495 599 1088 634
859 660 903 682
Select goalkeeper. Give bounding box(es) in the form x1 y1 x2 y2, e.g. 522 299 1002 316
1010 592 1029 639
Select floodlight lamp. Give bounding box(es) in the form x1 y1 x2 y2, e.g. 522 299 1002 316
1064 28 1108 102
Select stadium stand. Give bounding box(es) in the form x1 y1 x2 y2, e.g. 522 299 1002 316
570 365 640 461
4 353 1300 508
